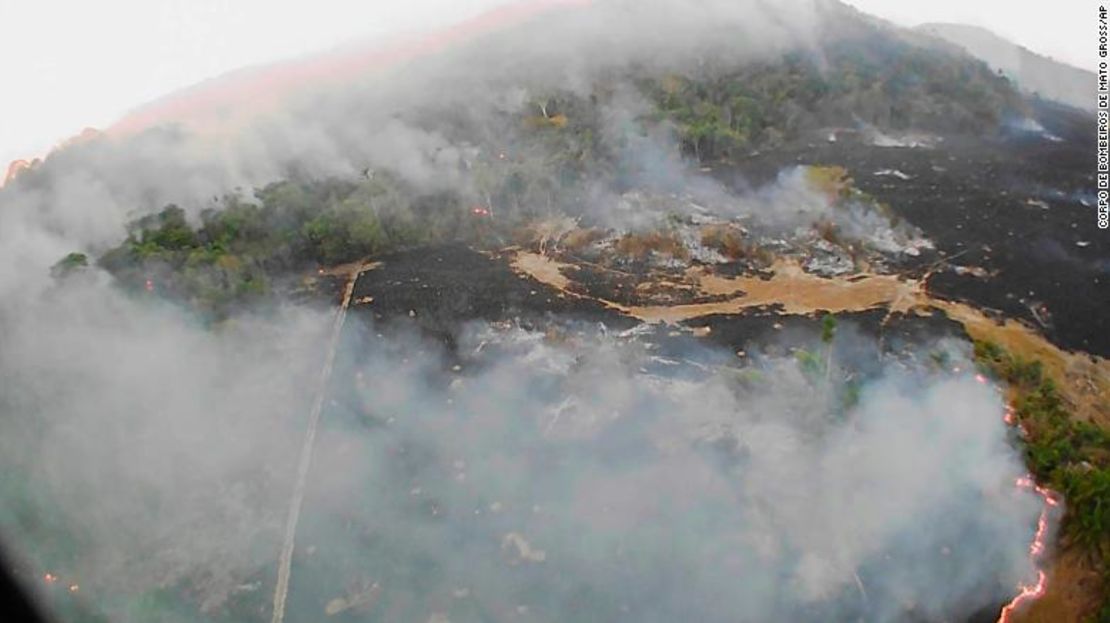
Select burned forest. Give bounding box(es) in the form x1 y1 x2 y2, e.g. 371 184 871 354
0 1 1106 622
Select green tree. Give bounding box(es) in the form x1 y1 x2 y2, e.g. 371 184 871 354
50 252 88 278
821 314 838 383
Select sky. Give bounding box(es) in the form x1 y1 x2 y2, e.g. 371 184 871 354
0 0 1091 167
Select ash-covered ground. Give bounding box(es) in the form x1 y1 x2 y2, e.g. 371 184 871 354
726 101 1104 356
12 103 1096 623
236 100 1099 623
199 235 1037 623
0 2 1103 622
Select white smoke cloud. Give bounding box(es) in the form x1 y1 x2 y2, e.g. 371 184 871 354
0 2 1049 621
288 322 1041 622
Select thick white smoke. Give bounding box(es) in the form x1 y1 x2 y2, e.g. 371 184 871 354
0 1 1046 621
288 321 1041 623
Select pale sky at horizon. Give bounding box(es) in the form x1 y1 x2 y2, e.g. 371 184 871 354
0 0 1092 167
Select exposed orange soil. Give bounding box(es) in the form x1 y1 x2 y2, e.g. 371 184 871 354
632 261 923 322
1013 546 1104 623
510 248 1110 623
512 251 926 320
935 300 1110 430
513 250 1109 428
511 252 574 291
932 304 1110 623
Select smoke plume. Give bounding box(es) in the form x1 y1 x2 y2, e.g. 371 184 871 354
0 1 1048 621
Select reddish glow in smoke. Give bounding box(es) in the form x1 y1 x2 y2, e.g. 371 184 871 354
42 571 81 594
4 159 35 186
998 568 1047 623
108 0 594 139
2 0 594 189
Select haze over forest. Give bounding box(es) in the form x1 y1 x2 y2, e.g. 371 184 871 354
0 2 1105 623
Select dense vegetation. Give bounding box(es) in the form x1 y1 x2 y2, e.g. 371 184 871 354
50 252 88 278
52 18 1025 319
507 30 1023 172
25 4 1098 622
973 341 1110 617
89 174 482 317
643 26 1023 161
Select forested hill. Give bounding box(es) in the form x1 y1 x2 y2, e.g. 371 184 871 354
917 22 1093 112
6 3 1109 622
29 0 1038 322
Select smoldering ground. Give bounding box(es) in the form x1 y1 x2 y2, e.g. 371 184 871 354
0 0 826 256
0 0 1056 621
0 273 331 611
0 258 1052 623
0 0 950 287
0 270 1048 622
285 319 1044 623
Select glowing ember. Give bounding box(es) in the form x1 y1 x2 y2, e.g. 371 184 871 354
3 159 35 188
998 570 1048 622
69 584 79 593
996 475 1061 622
993 393 1062 623
975 373 988 384
471 206 491 217
43 573 56 584
144 279 154 292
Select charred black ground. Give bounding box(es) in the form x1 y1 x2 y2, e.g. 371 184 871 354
255 242 1022 623
349 245 635 351
5 2 1104 620
725 102 1105 356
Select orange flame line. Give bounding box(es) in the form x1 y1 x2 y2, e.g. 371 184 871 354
997 402 1061 623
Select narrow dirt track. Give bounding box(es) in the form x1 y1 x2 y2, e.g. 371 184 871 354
270 272 360 623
